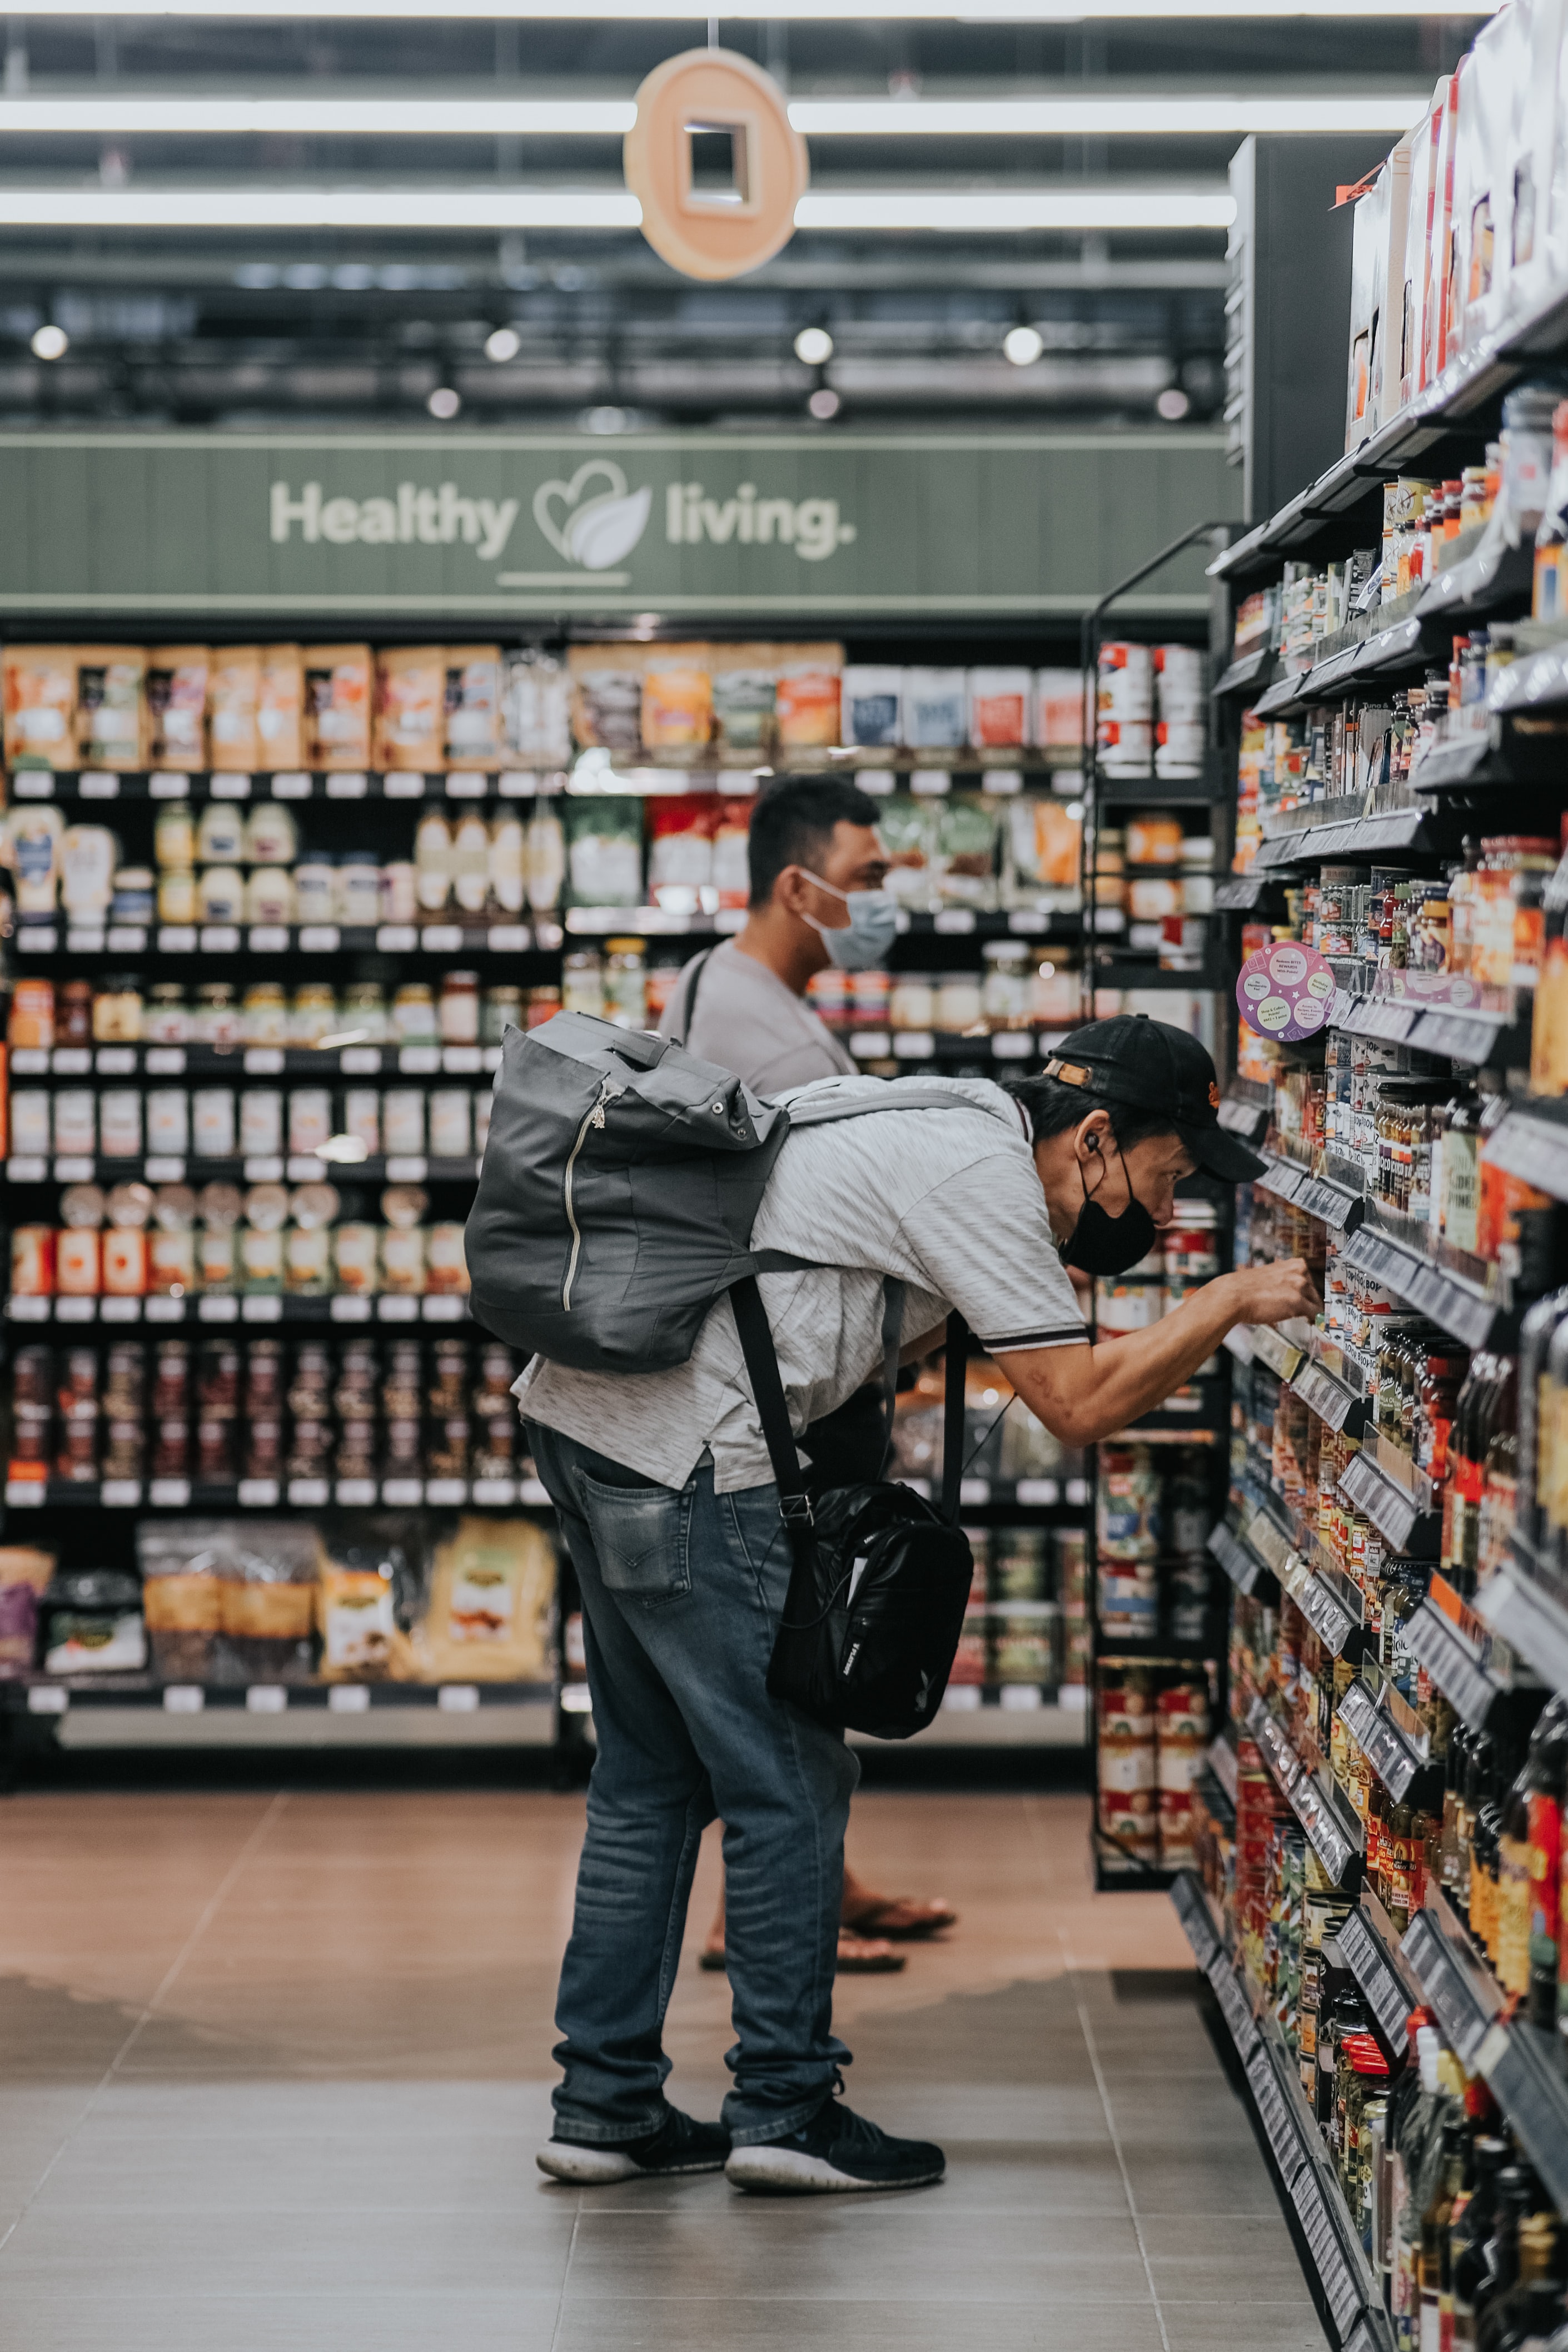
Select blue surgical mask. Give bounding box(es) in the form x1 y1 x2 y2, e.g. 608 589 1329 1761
799 870 899 971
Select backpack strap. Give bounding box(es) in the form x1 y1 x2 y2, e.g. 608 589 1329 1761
939 1312 970 1525
665 945 717 1048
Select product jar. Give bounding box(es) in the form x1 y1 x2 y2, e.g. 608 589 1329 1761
11 1226 55 1295
333 1224 380 1295
242 982 288 1046
889 973 935 1031
382 1091 426 1157
192 1090 237 1158
289 983 338 1048
57 1229 101 1296
238 1090 283 1158
102 1227 147 1295
93 977 143 1043
429 1090 472 1158
144 984 191 1046
8 979 55 1051
392 983 438 1045
98 1090 143 1158
438 971 481 1044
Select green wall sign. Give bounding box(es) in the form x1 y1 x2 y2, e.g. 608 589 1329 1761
0 428 1238 621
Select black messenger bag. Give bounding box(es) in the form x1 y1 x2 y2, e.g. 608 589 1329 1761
729 1274 974 1742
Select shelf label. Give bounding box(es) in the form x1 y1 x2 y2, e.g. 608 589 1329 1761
66 928 105 956
1402 1600 1497 1729
1400 1910 1494 2063
1338 1682 1419 1802
326 771 368 799
990 1032 1033 1061
298 924 340 953
421 1295 465 1322
144 1295 187 1323
425 1476 467 1504
163 1685 205 1714
238 1478 280 1506
1014 1478 1059 1504
327 1683 371 1712
1338 1908 1410 2055
271 771 311 798
376 924 418 953
377 1297 419 1322
241 1295 282 1322
210 774 251 799
287 1478 330 1505
95 1046 136 1076
441 1045 482 1075
849 1032 892 1058
197 1295 239 1322
17 924 57 952
156 926 197 954
335 1479 377 1506
245 1684 287 1713
99 1296 142 1323
54 1295 96 1322
100 1479 142 1508
7 1296 51 1321
397 1048 440 1076
6 1157 47 1184
13 772 52 797
384 772 425 798
437 1683 480 1712
9 1048 47 1075
470 1478 518 1505
445 771 486 798
144 1048 186 1076
248 925 289 954
149 1478 191 1506
1338 1451 1418 1553
200 925 240 955
1207 1950 1258 2057
242 1156 283 1183
382 1476 423 1503
893 1032 935 1059
143 1157 186 1184
486 925 530 953
148 771 190 798
385 1154 429 1182
26 1685 68 1713
421 924 463 953
78 769 120 798
329 1295 372 1322
339 1047 382 1076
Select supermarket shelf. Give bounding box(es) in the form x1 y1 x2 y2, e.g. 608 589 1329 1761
1170 1873 1395 2352
1337 1449 1439 1558
1217 1088 1270 1142
1402 1582 1514 1730
6 1154 484 1189
1214 647 1275 699
13 917 550 960
6 1674 554 1714
1489 632 1568 720
1290 1356 1370 1438
51 1699 557 1751
1483 1098 1568 1204
1336 1893 1413 2058
1086 953 1233 991
7 766 560 803
1400 1891 1568 2220
1246 1695 1362 1885
1416 534 1535 626
5 1292 475 1329
1254 1151 1365 1236
898 1475 1091 1511
1336 1674 1431 1805
1207 1729 1239 1808
844 1028 1067 1068
8 1043 504 1081
1477 1538 1568 1699
4 1473 550 1511
1213 874 1285 913
1208 1515 1277 1601
1341 1224 1500 1350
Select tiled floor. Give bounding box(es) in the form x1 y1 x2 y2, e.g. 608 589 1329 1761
0 1779 1324 2350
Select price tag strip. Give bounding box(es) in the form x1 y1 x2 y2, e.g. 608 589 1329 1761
1247 1698 1360 1885
1343 1226 1497 1350
1337 1680 1423 1804
1169 1870 1221 1973
1400 1909 1496 2067
1476 1547 1568 1702
1485 1110 1568 1206
1338 1450 1421 1555
1410 1010 1507 1065
1207 1947 1260 2060
1291 1358 1367 1435
1292 2166 1365 2341
1337 1907 1412 2057
1250 1326 1305 1384
1475 2017 1568 2221
1245 2042 1307 2191
1208 1520 1267 1597
1401 1597 1502 1729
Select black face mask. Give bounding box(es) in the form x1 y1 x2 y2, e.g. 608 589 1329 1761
1059 1143 1157 1277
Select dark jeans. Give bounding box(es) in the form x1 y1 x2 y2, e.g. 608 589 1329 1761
527 1419 859 2146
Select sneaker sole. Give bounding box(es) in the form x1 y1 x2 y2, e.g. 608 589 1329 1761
536 2146 728 2185
724 2147 944 2195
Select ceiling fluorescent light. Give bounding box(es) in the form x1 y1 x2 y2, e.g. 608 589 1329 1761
789 94 1430 136
0 96 637 133
794 187 1236 230
0 0 1502 17
0 185 644 226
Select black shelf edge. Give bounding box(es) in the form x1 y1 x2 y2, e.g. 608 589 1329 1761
1341 1224 1500 1352
2 1674 555 1713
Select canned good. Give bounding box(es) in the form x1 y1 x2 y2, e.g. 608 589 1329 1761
189 1090 234 1159
381 1225 426 1294
383 1091 426 1156
285 1224 332 1292
425 1222 469 1293
429 1090 472 1158
98 1090 143 1158
286 1090 333 1156
238 1090 283 1158
147 1227 196 1296
57 1229 100 1295
8 979 56 1051
102 1227 147 1295
342 1090 380 1154
145 1090 190 1157
242 982 289 1046
11 1226 54 1295
333 1224 380 1294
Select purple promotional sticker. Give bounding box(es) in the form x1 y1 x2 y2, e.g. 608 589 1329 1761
1236 940 1335 1044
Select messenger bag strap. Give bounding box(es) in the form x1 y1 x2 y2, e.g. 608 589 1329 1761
939 1311 969 1526
728 1273 818 1574
665 944 716 1048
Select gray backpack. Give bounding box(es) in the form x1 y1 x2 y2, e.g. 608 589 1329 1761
464 1008 1007 1373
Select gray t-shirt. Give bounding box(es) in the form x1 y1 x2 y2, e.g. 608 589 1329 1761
515 1073 1088 1493
660 938 854 1091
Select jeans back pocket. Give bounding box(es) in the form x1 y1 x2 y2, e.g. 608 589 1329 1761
577 1471 693 1602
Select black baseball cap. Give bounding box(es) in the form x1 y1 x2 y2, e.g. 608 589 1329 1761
1041 1014 1267 1184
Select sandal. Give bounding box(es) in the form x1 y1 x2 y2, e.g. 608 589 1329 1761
840 1894 958 1941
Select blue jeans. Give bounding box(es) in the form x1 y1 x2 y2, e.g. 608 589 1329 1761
527 1420 859 2147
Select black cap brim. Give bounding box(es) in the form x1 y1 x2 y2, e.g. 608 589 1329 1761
1176 1120 1268 1184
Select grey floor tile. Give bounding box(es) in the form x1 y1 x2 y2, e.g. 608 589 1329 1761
0 2207 579 2298
1121 2149 1287 2218
0 2292 565 2352
1163 2299 1327 2350
1139 2214 1315 2300
556 2297 1168 2352
564 2206 1151 2305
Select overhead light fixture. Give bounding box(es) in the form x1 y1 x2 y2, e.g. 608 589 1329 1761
789 92 1430 136
484 324 521 361
29 322 67 359
807 386 842 420
1003 324 1043 366
0 181 1229 231
1156 385 1192 419
0 1 1501 17
795 187 1235 231
793 324 833 365
0 185 644 226
0 93 638 133
427 385 461 418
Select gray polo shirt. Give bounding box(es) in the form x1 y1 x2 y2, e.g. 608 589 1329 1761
659 938 854 1092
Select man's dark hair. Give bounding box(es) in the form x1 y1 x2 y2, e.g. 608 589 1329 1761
1002 1073 1179 1155
748 775 880 909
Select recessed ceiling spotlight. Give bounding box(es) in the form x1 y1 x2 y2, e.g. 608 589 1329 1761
30 323 67 360
794 325 833 366
427 385 461 419
1003 324 1044 366
1156 385 1192 420
484 325 520 361
807 386 841 421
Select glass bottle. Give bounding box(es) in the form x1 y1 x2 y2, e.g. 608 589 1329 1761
1452 2136 1510 2350
1419 2117 1467 2352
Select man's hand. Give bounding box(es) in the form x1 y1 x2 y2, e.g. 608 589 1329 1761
1229 1257 1321 1327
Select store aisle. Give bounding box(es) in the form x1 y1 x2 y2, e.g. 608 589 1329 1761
0 1783 1321 2351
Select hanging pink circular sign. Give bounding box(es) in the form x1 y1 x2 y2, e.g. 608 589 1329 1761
1236 939 1335 1044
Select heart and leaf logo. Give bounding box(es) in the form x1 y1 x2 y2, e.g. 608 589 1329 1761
532 460 653 571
